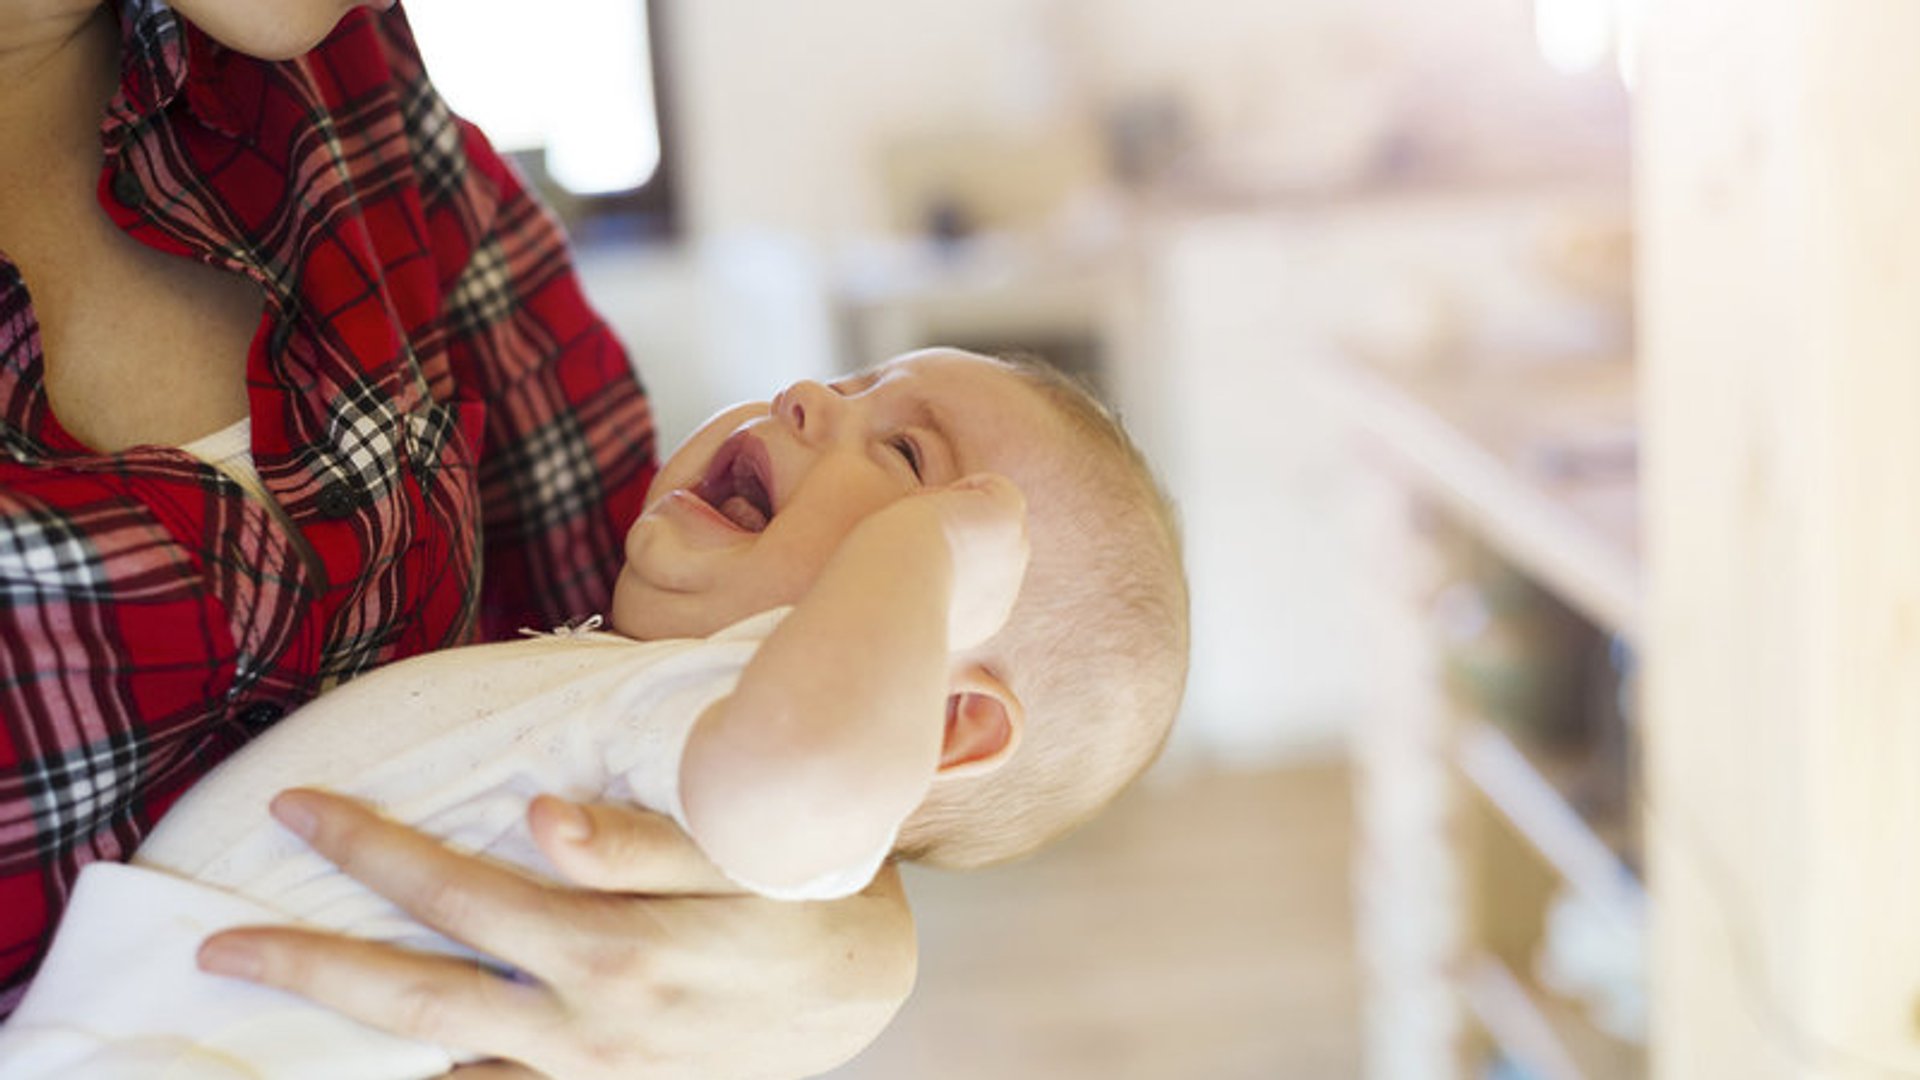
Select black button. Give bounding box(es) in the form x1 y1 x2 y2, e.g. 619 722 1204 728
315 480 361 519
111 167 145 209
236 702 283 729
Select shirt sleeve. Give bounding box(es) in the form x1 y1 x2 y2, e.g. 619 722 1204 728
374 10 657 640
0 471 258 1009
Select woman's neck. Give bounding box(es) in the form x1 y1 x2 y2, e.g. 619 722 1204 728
0 3 119 229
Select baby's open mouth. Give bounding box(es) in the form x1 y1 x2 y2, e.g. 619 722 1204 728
696 433 775 532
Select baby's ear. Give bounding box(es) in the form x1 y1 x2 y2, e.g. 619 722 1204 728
936 666 1023 780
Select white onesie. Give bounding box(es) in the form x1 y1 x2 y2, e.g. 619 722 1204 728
0 608 891 1079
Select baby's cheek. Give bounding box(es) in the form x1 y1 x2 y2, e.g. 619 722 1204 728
782 506 873 575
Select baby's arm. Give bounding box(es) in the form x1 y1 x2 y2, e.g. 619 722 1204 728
679 474 1028 893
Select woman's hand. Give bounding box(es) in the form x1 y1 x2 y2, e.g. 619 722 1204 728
197 789 917 1079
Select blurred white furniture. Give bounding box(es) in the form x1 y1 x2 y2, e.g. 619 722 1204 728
1318 346 1646 1080
1333 2 1920 1073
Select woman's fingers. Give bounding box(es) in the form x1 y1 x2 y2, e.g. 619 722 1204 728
447 1064 544 1079
209 790 922 1078
527 795 737 893
268 789 583 973
197 925 554 1060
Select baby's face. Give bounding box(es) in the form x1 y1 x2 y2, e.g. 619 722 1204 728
611 349 1067 640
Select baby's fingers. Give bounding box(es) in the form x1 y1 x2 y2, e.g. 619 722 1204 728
936 472 1026 525
931 473 1030 650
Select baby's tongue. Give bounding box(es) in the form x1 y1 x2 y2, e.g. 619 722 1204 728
719 494 768 532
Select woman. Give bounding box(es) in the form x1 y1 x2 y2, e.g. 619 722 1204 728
0 0 914 1074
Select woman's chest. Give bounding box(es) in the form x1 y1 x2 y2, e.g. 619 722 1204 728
4 175 265 454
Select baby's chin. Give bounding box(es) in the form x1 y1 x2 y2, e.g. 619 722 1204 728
606 570 728 642
607 570 664 640
610 568 807 643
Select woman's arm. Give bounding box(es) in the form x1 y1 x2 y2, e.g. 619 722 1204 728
678 475 1030 894
361 8 656 638
200 790 916 1080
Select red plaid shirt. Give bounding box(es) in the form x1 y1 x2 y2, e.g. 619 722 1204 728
0 1 655 1007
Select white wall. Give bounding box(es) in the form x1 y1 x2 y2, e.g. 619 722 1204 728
664 0 1625 240
669 0 1056 240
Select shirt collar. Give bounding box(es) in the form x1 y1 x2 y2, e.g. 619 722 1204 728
103 0 184 139
103 0 247 145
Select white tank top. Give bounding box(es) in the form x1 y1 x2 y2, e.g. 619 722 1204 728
177 417 266 504
177 417 306 550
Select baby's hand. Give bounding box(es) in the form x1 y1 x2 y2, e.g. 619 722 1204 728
919 472 1030 651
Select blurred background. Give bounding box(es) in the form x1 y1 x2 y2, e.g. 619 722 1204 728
407 1 1643 1076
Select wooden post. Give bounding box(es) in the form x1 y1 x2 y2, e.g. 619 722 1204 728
1639 1 1920 1076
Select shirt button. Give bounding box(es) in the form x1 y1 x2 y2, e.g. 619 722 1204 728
236 702 284 729
111 167 145 209
315 480 362 519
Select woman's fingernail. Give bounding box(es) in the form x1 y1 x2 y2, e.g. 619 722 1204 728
555 803 594 844
198 938 262 981
271 792 319 840
534 796 594 844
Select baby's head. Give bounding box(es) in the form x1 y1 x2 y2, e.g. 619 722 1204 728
893 355 1189 869
613 347 1189 867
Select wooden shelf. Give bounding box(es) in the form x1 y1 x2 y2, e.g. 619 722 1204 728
1455 721 1645 939
1459 953 1586 1080
1307 354 1640 641
1332 341 1647 1078
1460 952 1646 1080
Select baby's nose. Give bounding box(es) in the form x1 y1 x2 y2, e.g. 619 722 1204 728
774 379 836 439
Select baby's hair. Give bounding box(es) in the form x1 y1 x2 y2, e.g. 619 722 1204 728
897 351 1190 869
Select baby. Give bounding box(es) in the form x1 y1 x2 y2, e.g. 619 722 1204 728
0 347 1189 1077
